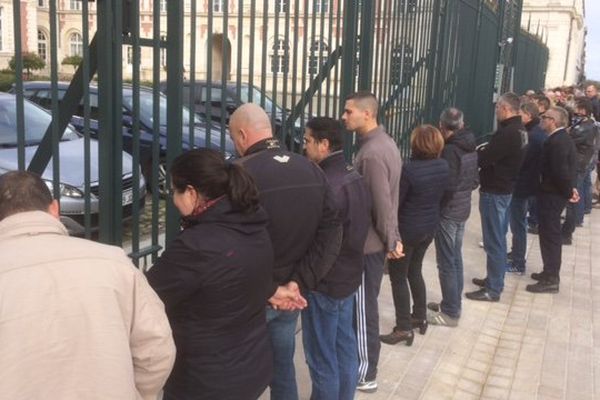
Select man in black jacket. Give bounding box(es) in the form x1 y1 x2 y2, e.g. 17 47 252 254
302 116 371 400
229 104 343 400
561 97 598 244
428 108 478 326
468 93 527 302
527 106 578 293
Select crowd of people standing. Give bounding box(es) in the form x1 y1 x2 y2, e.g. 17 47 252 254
0 84 599 400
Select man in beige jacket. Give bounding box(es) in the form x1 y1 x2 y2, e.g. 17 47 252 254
0 171 176 399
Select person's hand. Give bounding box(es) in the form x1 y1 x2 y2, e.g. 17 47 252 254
268 281 307 311
387 241 404 259
569 188 580 203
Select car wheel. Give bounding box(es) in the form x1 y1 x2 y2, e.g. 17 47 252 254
143 158 168 198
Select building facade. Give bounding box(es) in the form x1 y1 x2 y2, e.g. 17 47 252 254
521 0 586 87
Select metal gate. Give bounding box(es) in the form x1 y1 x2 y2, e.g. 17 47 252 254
5 0 548 261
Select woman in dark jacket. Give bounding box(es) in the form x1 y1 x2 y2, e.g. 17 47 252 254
380 125 449 346
147 149 273 400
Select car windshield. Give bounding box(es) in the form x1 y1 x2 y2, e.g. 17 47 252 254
123 91 198 128
239 86 281 114
0 97 79 146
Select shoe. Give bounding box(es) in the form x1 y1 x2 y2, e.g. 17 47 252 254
527 225 539 234
472 277 487 287
478 241 484 248
380 329 414 346
506 251 513 261
465 288 499 302
427 310 459 327
356 380 378 393
526 278 559 293
530 271 547 281
506 261 525 275
562 236 572 245
427 302 441 312
410 317 428 335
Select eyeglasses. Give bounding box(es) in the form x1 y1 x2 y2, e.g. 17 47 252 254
540 115 555 121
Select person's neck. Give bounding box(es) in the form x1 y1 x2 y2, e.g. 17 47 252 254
357 121 379 136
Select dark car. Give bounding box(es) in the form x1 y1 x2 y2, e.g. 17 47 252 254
160 80 306 150
15 81 235 195
0 92 145 235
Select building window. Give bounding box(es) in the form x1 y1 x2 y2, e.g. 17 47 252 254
313 0 329 13
399 0 417 13
38 0 45 7
70 32 83 56
271 39 289 74
127 46 133 65
390 43 414 86
38 30 47 61
160 0 167 12
70 0 81 10
276 0 288 13
213 0 224 13
160 35 167 67
308 39 329 75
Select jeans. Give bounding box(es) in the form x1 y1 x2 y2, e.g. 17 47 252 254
509 195 530 269
388 236 434 331
434 217 466 319
479 191 512 297
527 197 539 227
582 162 595 214
302 291 358 400
563 173 584 236
266 308 300 400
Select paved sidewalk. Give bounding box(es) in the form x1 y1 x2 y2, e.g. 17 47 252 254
262 192 600 399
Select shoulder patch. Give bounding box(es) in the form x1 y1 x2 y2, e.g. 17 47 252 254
273 155 290 163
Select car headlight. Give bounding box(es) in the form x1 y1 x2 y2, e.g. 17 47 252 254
44 180 84 198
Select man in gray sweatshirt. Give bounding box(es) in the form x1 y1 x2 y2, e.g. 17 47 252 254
342 91 403 393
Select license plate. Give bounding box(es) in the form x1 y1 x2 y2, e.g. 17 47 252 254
122 189 133 206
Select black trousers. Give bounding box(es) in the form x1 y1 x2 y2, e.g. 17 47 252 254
388 236 434 331
538 192 567 278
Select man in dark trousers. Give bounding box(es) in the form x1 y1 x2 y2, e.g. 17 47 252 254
342 91 403 393
506 101 547 274
468 92 527 302
228 103 342 400
302 116 371 400
527 106 578 293
428 107 479 327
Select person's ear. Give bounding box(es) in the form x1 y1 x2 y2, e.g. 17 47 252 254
47 199 60 220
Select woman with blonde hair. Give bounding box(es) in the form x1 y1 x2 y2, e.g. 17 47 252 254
380 125 449 346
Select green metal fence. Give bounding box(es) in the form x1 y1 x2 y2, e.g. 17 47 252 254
6 0 548 257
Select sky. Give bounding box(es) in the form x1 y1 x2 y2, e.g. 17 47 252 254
586 0 600 80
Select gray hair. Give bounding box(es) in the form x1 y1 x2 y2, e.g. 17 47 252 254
547 106 569 128
439 107 464 131
519 101 539 119
498 92 521 113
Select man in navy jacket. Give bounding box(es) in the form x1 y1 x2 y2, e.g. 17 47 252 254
302 116 371 400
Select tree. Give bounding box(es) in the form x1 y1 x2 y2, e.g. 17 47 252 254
62 55 83 73
9 52 46 79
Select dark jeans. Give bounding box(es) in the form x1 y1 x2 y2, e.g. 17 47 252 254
538 192 567 278
302 291 358 400
388 236 434 331
355 251 385 382
434 217 465 319
527 197 539 227
266 308 300 400
582 162 594 214
509 195 531 269
479 191 512 297
563 174 584 236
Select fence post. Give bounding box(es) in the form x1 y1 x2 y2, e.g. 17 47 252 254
357 0 375 91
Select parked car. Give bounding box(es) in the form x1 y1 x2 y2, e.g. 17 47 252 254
0 92 145 235
14 81 235 195
160 80 307 151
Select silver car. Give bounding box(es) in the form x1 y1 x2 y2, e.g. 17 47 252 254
0 92 145 234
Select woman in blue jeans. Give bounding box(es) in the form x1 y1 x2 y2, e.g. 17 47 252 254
380 125 449 346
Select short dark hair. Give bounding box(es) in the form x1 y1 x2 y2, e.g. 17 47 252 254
0 171 53 221
439 107 464 131
498 92 521 113
305 117 343 152
410 124 444 160
171 148 260 214
520 101 539 119
574 97 593 116
533 94 551 112
345 91 379 118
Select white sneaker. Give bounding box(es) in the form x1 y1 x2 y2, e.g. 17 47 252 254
478 241 484 248
356 380 378 393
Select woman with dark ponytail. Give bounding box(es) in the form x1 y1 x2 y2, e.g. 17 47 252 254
147 148 274 400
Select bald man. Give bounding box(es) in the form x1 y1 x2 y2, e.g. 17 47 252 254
230 103 343 400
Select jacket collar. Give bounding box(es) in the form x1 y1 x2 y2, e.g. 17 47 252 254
0 211 68 241
318 150 345 169
358 125 386 145
499 115 522 128
244 138 282 156
525 117 540 131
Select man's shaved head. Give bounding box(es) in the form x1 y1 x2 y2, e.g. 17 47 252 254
341 91 380 135
229 103 273 156
345 91 379 118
